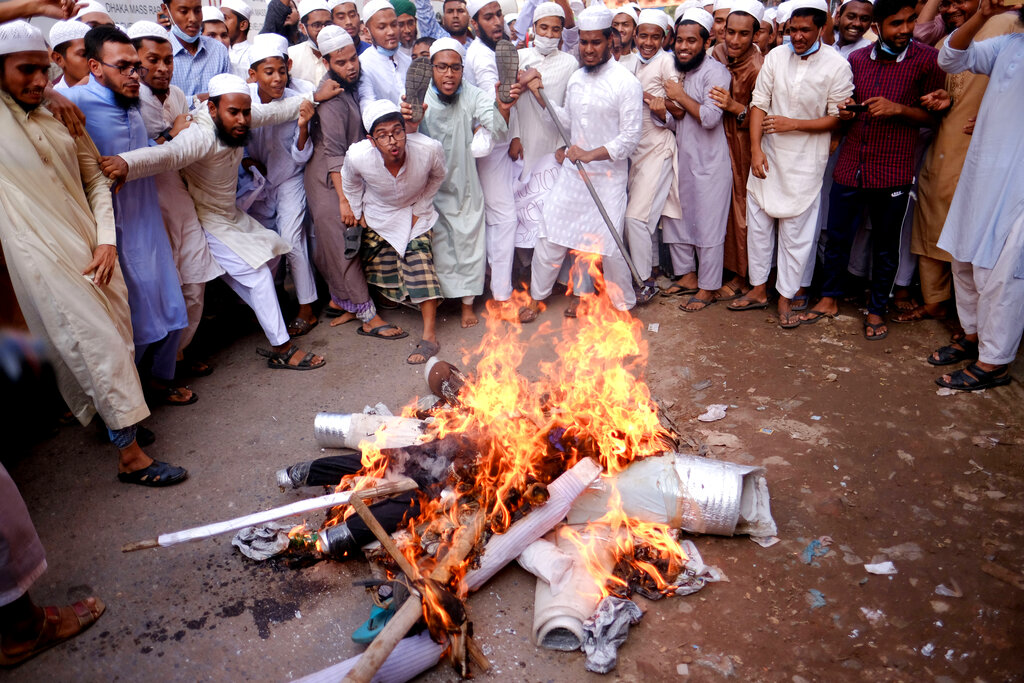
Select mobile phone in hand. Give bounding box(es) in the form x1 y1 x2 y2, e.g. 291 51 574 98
845 103 868 113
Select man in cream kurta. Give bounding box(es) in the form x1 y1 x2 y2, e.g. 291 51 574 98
743 0 853 327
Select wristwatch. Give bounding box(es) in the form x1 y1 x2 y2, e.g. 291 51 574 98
736 108 748 126
158 127 174 141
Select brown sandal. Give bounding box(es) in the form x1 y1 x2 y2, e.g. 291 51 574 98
0 598 106 667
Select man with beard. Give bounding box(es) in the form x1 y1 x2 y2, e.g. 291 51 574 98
162 0 231 98
330 0 372 54
130 21 222 378
100 73 335 371
358 0 411 107
414 0 472 47
709 0 764 303
341 100 447 364
221 0 254 78
623 9 677 302
65 26 194 406
463 0 521 309
741 0 853 327
289 0 332 84
0 20 187 486
928 0 1024 391
412 37 515 328
49 20 90 89
828 0 875 55
802 0 943 341
658 8 731 313
906 0 1020 324
304 25 405 338
519 4 642 321
392 0 418 57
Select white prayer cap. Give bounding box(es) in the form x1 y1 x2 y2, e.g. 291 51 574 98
505 13 517 25
677 0 701 12
569 0 584 14
318 24 354 53
127 20 171 42
249 40 285 65
361 0 394 23
533 2 565 23
222 0 254 20
613 5 638 24
678 7 713 32
466 0 498 18
202 6 226 23
298 0 331 19
729 0 764 24
74 0 110 20
776 0 794 23
361 98 400 133
329 0 363 9
0 20 48 55
253 32 290 54
713 0 731 12
838 0 874 9
637 8 670 31
49 20 90 49
208 73 252 97
429 36 465 59
576 4 613 31
763 7 777 24
788 0 828 15
627 2 641 11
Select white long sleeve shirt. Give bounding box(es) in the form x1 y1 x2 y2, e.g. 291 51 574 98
357 46 411 112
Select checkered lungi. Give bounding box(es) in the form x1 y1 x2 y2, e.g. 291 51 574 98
362 227 443 304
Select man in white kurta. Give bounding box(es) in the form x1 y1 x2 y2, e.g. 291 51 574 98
221 0 254 78
357 0 412 110
288 0 332 85
743 0 853 327
102 74 328 370
520 6 643 318
0 21 186 485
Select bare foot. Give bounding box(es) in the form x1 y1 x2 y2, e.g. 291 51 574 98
329 311 357 327
461 302 478 328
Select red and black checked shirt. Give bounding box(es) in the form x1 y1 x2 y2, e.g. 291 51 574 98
833 41 946 189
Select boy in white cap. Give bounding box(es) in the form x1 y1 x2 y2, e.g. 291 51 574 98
100 73 334 371
201 5 230 48
341 99 447 364
49 20 91 89
358 0 411 108
711 0 731 43
410 37 516 328
612 3 638 63
289 0 332 84
161 0 231 97
519 4 643 320
330 0 372 54
0 20 187 485
221 0 254 76
737 0 853 327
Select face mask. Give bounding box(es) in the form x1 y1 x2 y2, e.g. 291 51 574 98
788 38 820 56
876 38 906 57
170 21 201 44
376 44 398 57
782 34 792 45
534 35 560 55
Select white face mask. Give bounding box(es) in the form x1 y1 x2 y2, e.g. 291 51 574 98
534 35 560 55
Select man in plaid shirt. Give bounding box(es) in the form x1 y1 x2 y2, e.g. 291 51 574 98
801 0 945 340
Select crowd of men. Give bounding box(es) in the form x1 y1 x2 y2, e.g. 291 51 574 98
0 0 1022 664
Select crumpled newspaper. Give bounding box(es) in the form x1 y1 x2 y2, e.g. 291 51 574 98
581 596 643 674
231 522 292 560
672 540 726 596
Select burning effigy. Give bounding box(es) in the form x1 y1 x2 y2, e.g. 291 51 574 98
124 290 776 682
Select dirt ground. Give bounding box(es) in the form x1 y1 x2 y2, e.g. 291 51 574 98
4 285 1023 683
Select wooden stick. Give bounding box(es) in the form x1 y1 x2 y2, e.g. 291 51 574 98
122 478 418 552
466 635 491 672
981 561 1024 591
343 512 484 683
348 496 421 581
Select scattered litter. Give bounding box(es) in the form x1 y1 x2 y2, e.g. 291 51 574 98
864 561 898 575
824 373 838 382
695 653 736 678
759 427 775 435
930 600 950 613
897 450 915 466
880 542 923 561
750 535 780 548
935 579 962 598
581 597 643 674
673 540 727 596
801 538 831 564
921 643 936 657
696 430 742 450
806 589 827 609
647 322 660 333
810 415 821 421
936 387 956 396
692 379 713 391
231 522 292 561
860 607 885 625
676 662 689 676
756 406 767 411
697 404 729 422
972 435 1000 449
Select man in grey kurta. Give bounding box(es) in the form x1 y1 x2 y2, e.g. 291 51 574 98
411 37 510 328
660 10 732 313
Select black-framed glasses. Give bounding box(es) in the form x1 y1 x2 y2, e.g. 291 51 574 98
100 61 148 78
373 127 406 143
432 63 463 73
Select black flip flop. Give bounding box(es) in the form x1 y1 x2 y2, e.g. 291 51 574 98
800 309 835 325
778 311 802 329
495 39 519 104
404 56 432 123
356 323 409 340
661 284 698 297
118 460 188 487
407 339 440 365
864 320 888 341
935 363 1011 392
679 296 715 313
727 297 769 311
791 295 809 312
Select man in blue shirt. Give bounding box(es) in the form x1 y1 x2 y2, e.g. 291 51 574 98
67 26 194 408
161 0 232 96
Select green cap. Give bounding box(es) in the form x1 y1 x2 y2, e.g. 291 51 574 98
389 0 416 16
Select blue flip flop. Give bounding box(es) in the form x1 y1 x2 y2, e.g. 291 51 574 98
351 602 396 644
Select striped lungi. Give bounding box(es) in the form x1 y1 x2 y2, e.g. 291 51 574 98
362 227 442 304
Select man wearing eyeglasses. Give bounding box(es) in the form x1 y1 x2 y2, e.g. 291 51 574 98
288 0 333 85
64 25 194 408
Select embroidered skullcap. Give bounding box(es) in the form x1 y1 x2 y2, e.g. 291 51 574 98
126 20 170 41
329 0 363 10
429 36 465 59
361 0 394 23
390 0 416 17
0 20 48 55
208 73 251 97
361 98 400 133
49 20 90 49
614 5 638 24
298 0 330 19
222 0 253 20
253 32 289 54
318 24 354 53
678 6 713 32
202 6 226 23
788 0 828 15
637 8 670 31
533 2 565 24
763 7 778 24
466 0 498 18
74 0 110 20
713 0 731 12
249 39 285 65
776 0 794 23
729 0 764 24
577 4 613 31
